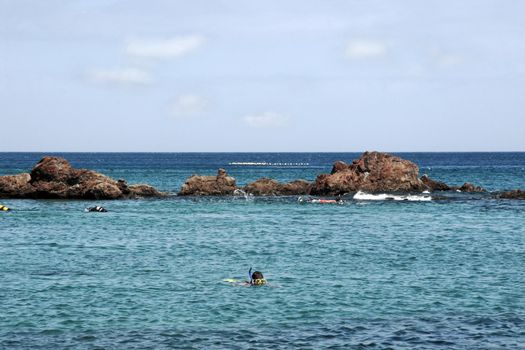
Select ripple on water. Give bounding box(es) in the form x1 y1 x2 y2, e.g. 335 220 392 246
2 314 524 349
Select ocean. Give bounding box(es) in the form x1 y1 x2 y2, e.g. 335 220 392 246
1 152 524 349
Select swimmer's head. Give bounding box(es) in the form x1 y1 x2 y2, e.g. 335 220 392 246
251 271 266 285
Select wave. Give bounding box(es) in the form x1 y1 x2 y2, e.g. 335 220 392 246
353 191 432 201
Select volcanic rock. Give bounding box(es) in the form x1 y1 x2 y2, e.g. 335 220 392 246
0 156 164 199
280 179 311 195
421 174 451 191
243 178 311 196
179 168 237 196
0 173 33 198
456 182 485 193
244 178 281 196
310 151 426 195
497 189 525 199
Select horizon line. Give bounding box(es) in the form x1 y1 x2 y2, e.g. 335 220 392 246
1 150 525 154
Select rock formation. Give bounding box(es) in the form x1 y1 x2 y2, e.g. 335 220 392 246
179 168 237 196
176 151 493 197
456 182 485 193
310 151 426 195
420 174 451 191
497 189 525 200
0 156 164 199
243 178 311 196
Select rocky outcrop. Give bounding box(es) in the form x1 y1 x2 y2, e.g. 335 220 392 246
243 178 280 196
0 173 34 198
243 178 311 196
280 180 311 195
179 168 236 196
0 156 165 199
310 151 426 195
497 189 525 199
176 151 491 197
420 175 485 193
455 182 485 193
421 174 451 191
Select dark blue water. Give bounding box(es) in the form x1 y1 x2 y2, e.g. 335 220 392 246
1 153 525 349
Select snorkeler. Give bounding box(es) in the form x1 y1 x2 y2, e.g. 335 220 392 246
85 206 108 212
0 204 11 212
298 196 345 204
223 267 267 286
248 268 267 286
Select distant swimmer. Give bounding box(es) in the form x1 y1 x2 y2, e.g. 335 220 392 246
298 196 344 204
85 206 108 213
0 204 11 212
224 268 267 286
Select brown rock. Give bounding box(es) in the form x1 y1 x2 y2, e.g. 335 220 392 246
456 182 485 193
331 161 350 174
0 173 33 198
82 182 122 200
128 184 165 198
244 178 281 196
421 174 451 191
30 156 73 183
310 151 425 195
498 189 525 199
0 156 165 199
243 178 311 196
280 179 311 195
179 169 237 196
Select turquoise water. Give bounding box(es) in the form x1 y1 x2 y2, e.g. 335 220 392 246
1 153 525 349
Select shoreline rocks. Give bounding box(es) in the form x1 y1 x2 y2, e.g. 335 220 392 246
310 151 426 195
178 151 491 197
497 189 525 200
243 178 311 196
0 156 165 200
179 168 237 196
2 152 511 200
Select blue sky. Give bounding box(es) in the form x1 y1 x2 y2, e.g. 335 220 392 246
1 0 524 151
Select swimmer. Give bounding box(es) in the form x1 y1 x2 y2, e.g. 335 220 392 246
224 267 267 286
0 204 11 212
85 206 108 213
298 196 345 204
248 269 267 286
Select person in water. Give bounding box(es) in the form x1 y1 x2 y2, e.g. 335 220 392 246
224 268 267 286
85 206 108 212
0 204 10 212
248 269 267 286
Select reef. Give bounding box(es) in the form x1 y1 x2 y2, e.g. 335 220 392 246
178 151 491 196
0 156 165 199
497 189 525 200
179 168 237 196
243 178 311 196
309 151 426 195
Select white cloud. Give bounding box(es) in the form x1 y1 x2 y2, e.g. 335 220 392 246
242 112 288 128
345 39 387 59
87 68 152 84
431 48 464 67
126 35 205 59
170 94 207 118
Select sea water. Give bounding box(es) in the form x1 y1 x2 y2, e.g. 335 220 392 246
1 153 524 349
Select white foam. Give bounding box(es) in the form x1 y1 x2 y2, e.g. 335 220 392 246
228 162 309 166
233 189 253 200
353 191 431 201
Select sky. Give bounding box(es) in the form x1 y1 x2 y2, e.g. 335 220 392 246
1 0 524 152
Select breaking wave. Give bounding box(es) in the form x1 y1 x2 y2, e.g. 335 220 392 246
353 191 432 201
